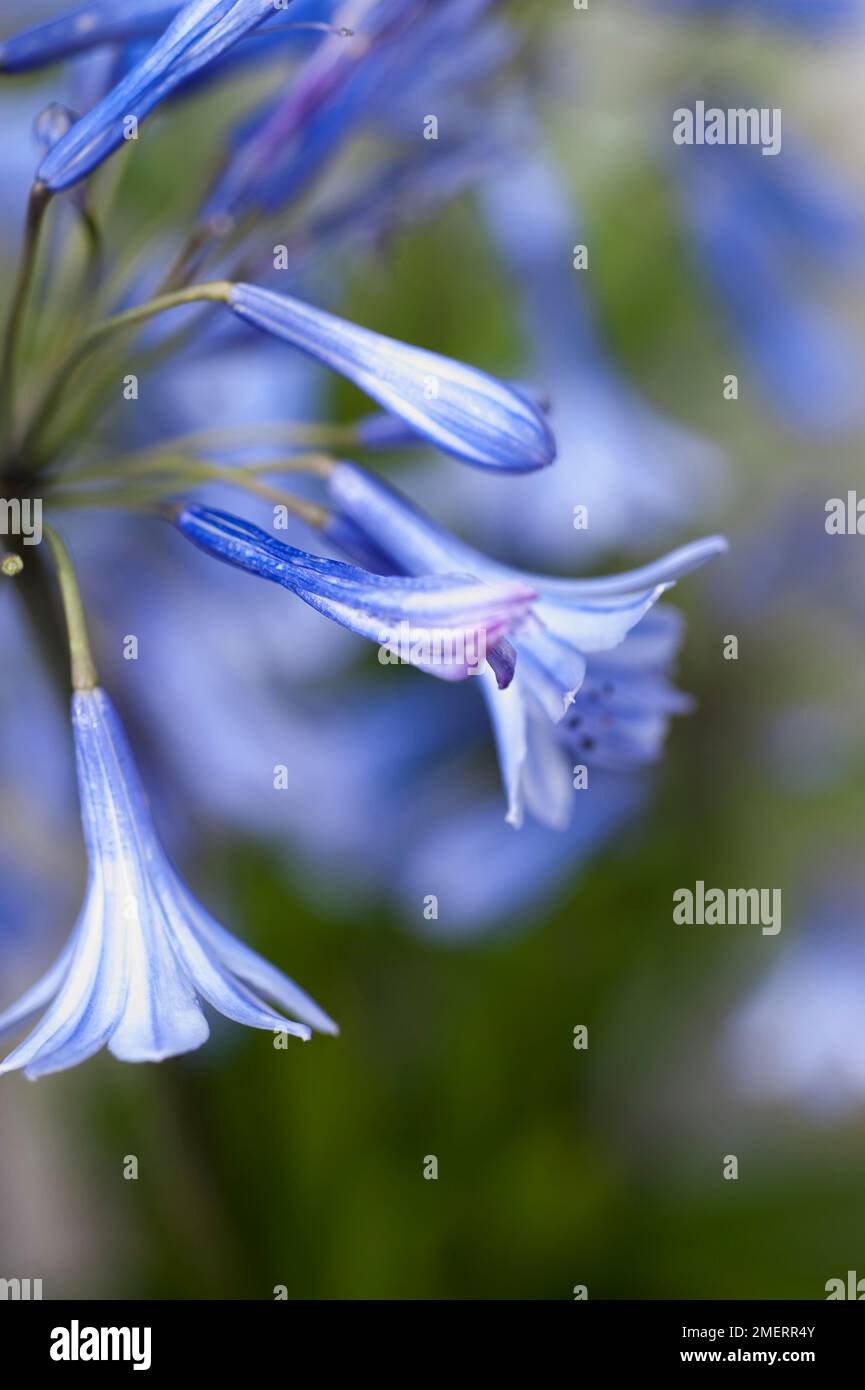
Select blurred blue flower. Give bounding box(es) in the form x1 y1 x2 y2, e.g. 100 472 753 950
670 131 865 436
725 881 865 1118
393 774 651 941
455 138 724 562
226 283 557 471
187 0 508 294
654 0 862 31
0 687 336 1078
199 0 427 228
272 678 653 939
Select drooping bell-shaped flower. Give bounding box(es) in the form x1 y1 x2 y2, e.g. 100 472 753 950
0 687 336 1078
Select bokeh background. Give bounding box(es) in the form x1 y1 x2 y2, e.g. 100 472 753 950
2 0 865 1299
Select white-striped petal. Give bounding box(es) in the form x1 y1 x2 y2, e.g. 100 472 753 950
0 688 333 1076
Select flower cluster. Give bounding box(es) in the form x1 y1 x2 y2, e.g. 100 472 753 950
0 0 733 1076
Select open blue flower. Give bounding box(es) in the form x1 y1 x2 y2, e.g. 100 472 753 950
175 505 536 686
226 283 557 472
0 688 336 1078
324 462 726 824
476 609 696 828
29 0 282 190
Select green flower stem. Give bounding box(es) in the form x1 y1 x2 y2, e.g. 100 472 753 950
204 465 330 528
47 490 171 511
52 451 202 487
42 523 99 692
126 423 355 458
82 281 233 350
48 457 332 531
17 281 233 465
58 449 336 487
0 182 52 461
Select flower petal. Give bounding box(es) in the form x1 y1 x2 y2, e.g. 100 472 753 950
37 1 278 190
0 894 127 1079
0 932 77 1043
532 585 670 652
176 505 533 682
0 2 181 73
107 889 210 1063
227 284 556 471
160 893 311 1041
479 667 528 828
519 536 729 599
174 883 339 1035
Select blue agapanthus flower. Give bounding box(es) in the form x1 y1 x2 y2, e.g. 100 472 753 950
0 0 728 1074
0 687 337 1078
320 463 726 825
169 458 723 830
